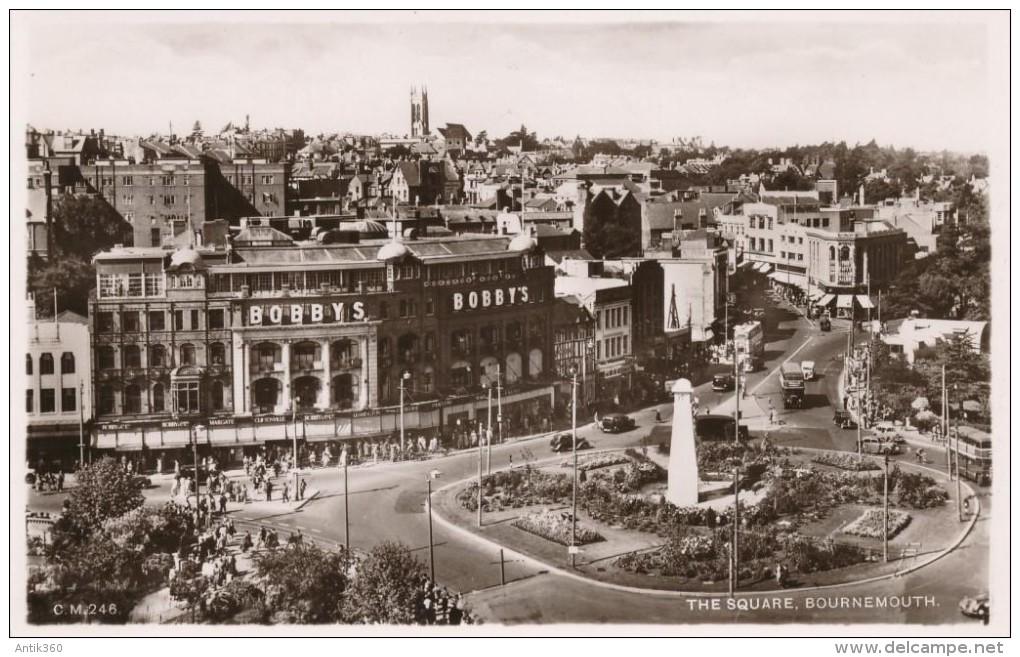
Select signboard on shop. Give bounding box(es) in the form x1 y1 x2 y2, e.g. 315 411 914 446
451 285 530 312
248 300 366 326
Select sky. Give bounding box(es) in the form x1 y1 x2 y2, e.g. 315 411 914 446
16 12 996 153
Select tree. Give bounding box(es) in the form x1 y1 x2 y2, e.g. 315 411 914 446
474 130 488 147
343 542 426 624
27 254 96 317
51 194 132 261
496 125 539 153
251 543 353 624
169 559 212 623
102 502 192 555
60 457 145 539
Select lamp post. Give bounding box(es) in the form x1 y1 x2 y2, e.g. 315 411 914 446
733 344 741 443
190 422 205 525
426 469 441 581
496 364 503 444
883 451 890 562
342 454 350 552
486 382 493 475
570 368 579 568
399 371 411 453
291 399 299 494
77 379 85 467
729 459 741 596
953 384 963 522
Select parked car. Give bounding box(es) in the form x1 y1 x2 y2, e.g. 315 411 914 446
871 423 906 445
833 410 858 430
550 433 592 453
600 414 636 433
712 373 735 392
752 307 766 318
861 437 900 455
959 593 989 622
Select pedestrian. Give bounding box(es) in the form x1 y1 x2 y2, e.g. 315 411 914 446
265 479 273 502
770 409 777 425
299 478 307 501
219 492 227 514
57 470 64 492
282 482 290 504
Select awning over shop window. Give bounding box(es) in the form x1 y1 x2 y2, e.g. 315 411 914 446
856 295 875 309
836 295 854 309
817 294 836 307
768 271 808 289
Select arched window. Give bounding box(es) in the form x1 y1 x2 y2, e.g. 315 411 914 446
209 342 226 365
123 344 141 368
180 343 196 366
61 352 75 374
124 384 142 413
39 353 54 375
211 380 224 412
292 342 318 371
253 343 280 371
149 344 167 368
25 354 32 375
152 383 165 413
829 246 836 260
97 346 116 370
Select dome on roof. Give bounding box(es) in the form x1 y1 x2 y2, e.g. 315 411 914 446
508 232 537 252
377 240 410 262
167 247 205 271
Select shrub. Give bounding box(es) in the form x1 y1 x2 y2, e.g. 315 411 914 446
894 471 949 509
811 452 881 471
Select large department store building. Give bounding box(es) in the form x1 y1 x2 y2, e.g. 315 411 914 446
89 226 557 465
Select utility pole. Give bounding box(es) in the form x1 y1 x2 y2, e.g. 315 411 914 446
427 474 436 581
733 344 741 442
729 462 740 596
399 373 408 453
953 385 963 521
570 371 578 568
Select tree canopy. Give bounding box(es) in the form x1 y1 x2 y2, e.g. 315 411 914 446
343 541 427 624
59 457 145 539
252 542 354 624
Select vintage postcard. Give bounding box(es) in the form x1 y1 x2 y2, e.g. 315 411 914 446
8 9 1011 647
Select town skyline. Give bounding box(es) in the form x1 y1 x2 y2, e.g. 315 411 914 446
18 14 993 153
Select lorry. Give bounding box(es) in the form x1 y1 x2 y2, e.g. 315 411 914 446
779 362 805 409
733 321 764 372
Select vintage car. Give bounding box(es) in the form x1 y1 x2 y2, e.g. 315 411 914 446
549 433 593 453
599 414 636 433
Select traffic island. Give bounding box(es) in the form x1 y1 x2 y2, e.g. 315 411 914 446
432 445 976 595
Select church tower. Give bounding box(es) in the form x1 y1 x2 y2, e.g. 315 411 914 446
410 85 430 138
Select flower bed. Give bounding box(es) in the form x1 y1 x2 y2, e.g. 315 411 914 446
456 466 572 512
842 508 912 539
512 510 604 546
562 453 631 472
811 452 880 471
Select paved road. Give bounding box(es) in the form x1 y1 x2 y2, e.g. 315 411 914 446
25 290 990 625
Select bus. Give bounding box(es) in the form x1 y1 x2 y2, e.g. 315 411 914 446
951 426 992 486
733 321 764 372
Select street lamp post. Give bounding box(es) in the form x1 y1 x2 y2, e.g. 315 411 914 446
883 451 890 562
733 345 741 443
343 457 350 552
190 422 205 525
729 461 740 596
399 371 411 453
570 369 579 568
496 364 503 444
426 469 441 581
291 400 300 495
78 379 85 467
953 385 963 522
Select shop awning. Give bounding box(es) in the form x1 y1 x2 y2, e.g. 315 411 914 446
752 261 768 273
768 271 808 289
856 295 875 309
836 295 854 309
817 294 836 307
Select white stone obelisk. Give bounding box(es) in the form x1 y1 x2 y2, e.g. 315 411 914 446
666 378 699 506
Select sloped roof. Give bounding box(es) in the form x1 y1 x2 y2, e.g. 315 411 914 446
395 161 421 187
544 248 594 264
438 123 472 141
233 225 295 247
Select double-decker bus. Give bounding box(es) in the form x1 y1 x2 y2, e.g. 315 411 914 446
951 425 992 486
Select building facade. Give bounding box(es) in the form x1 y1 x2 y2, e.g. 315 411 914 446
26 303 92 465
88 229 559 464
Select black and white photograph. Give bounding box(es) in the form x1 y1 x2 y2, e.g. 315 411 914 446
9 8 1011 646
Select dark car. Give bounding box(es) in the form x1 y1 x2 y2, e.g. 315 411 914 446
133 475 153 489
833 410 858 430
752 307 766 318
695 414 749 442
550 433 592 453
712 373 735 392
600 414 636 433
179 466 209 481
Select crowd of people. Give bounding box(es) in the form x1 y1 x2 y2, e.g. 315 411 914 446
413 574 474 625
